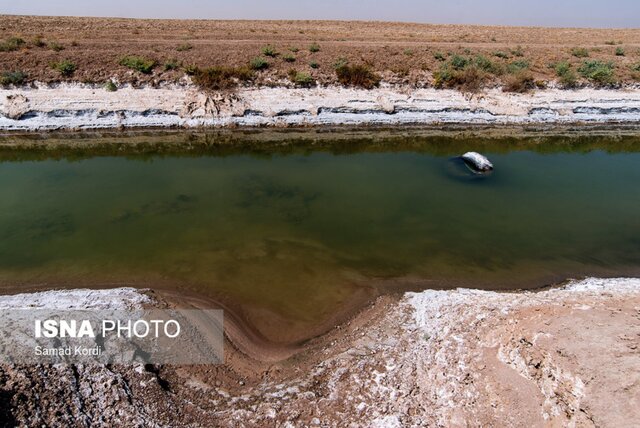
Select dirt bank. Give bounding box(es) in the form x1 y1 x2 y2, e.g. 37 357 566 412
1 277 638 427
1 84 640 131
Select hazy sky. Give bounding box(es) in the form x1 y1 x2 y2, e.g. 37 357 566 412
1 0 638 28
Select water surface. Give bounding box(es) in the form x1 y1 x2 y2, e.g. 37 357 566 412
1 131 639 341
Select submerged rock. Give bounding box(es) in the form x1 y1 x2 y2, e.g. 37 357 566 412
461 152 493 173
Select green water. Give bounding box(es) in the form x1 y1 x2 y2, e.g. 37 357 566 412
1 132 640 338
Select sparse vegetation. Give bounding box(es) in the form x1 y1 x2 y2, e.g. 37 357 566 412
31 36 46 48
310 60 319 69
493 51 509 59
333 57 349 70
105 80 117 91
283 53 296 63
51 60 77 77
0 37 25 52
309 43 321 53
335 64 380 89
192 66 254 91
553 61 578 88
510 46 524 57
508 60 530 73
288 69 315 87
119 55 156 74
615 47 625 56
403 49 414 56
289 47 299 53
261 45 278 57
250 56 269 70
434 52 446 61
176 43 193 52
163 59 180 71
49 41 65 52
502 71 535 92
578 60 615 84
0 70 27 86
571 47 590 58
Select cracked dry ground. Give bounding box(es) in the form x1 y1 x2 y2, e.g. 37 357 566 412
1 288 639 427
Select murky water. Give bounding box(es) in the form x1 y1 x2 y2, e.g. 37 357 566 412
1 131 640 341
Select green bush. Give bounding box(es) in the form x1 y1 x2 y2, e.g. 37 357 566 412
508 60 530 73
632 62 640 72
571 47 590 58
51 60 77 77
309 43 321 53
474 55 503 74
578 60 615 84
192 66 254 91
184 64 198 75
335 64 380 89
310 60 319 69
261 45 278 57
288 70 315 87
434 52 446 61
283 53 296 63
163 59 180 71
250 56 269 70
105 80 117 92
289 47 299 53
554 61 578 88
0 37 25 52
176 43 193 52
0 70 27 86
615 47 625 56
333 57 348 69
119 56 156 74
450 55 469 70
493 51 509 59
434 64 486 92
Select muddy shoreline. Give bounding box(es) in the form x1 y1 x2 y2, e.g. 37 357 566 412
1 278 638 426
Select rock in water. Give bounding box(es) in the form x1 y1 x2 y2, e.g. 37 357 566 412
461 152 493 173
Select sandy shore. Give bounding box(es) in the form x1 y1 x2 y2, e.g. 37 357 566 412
1 277 638 426
1 84 640 131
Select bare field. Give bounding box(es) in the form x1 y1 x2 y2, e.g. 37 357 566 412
1 15 640 89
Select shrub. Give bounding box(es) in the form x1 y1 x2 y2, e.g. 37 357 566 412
508 59 530 73
510 46 524 57
435 64 486 92
434 52 446 61
333 57 348 69
192 66 254 91
571 47 590 58
633 62 640 72
176 43 193 52
288 70 315 87
335 64 380 89
578 60 615 84
184 64 198 75
0 70 27 86
250 56 269 70
261 45 278 57
0 37 25 52
163 59 180 71
51 60 77 77
309 43 321 53
493 51 509 59
554 61 578 88
403 49 414 56
49 42 65 52
474 55 503 74
119 55 156 74
450 55 469 70
604 40 616 45
615 47 625 56
289 47 299 53
502 71 535 92
283 53 296 63
32 36 46 48
105 80 117 91
310 60 319 69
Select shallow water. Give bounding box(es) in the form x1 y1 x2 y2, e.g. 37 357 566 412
1 131 640 340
